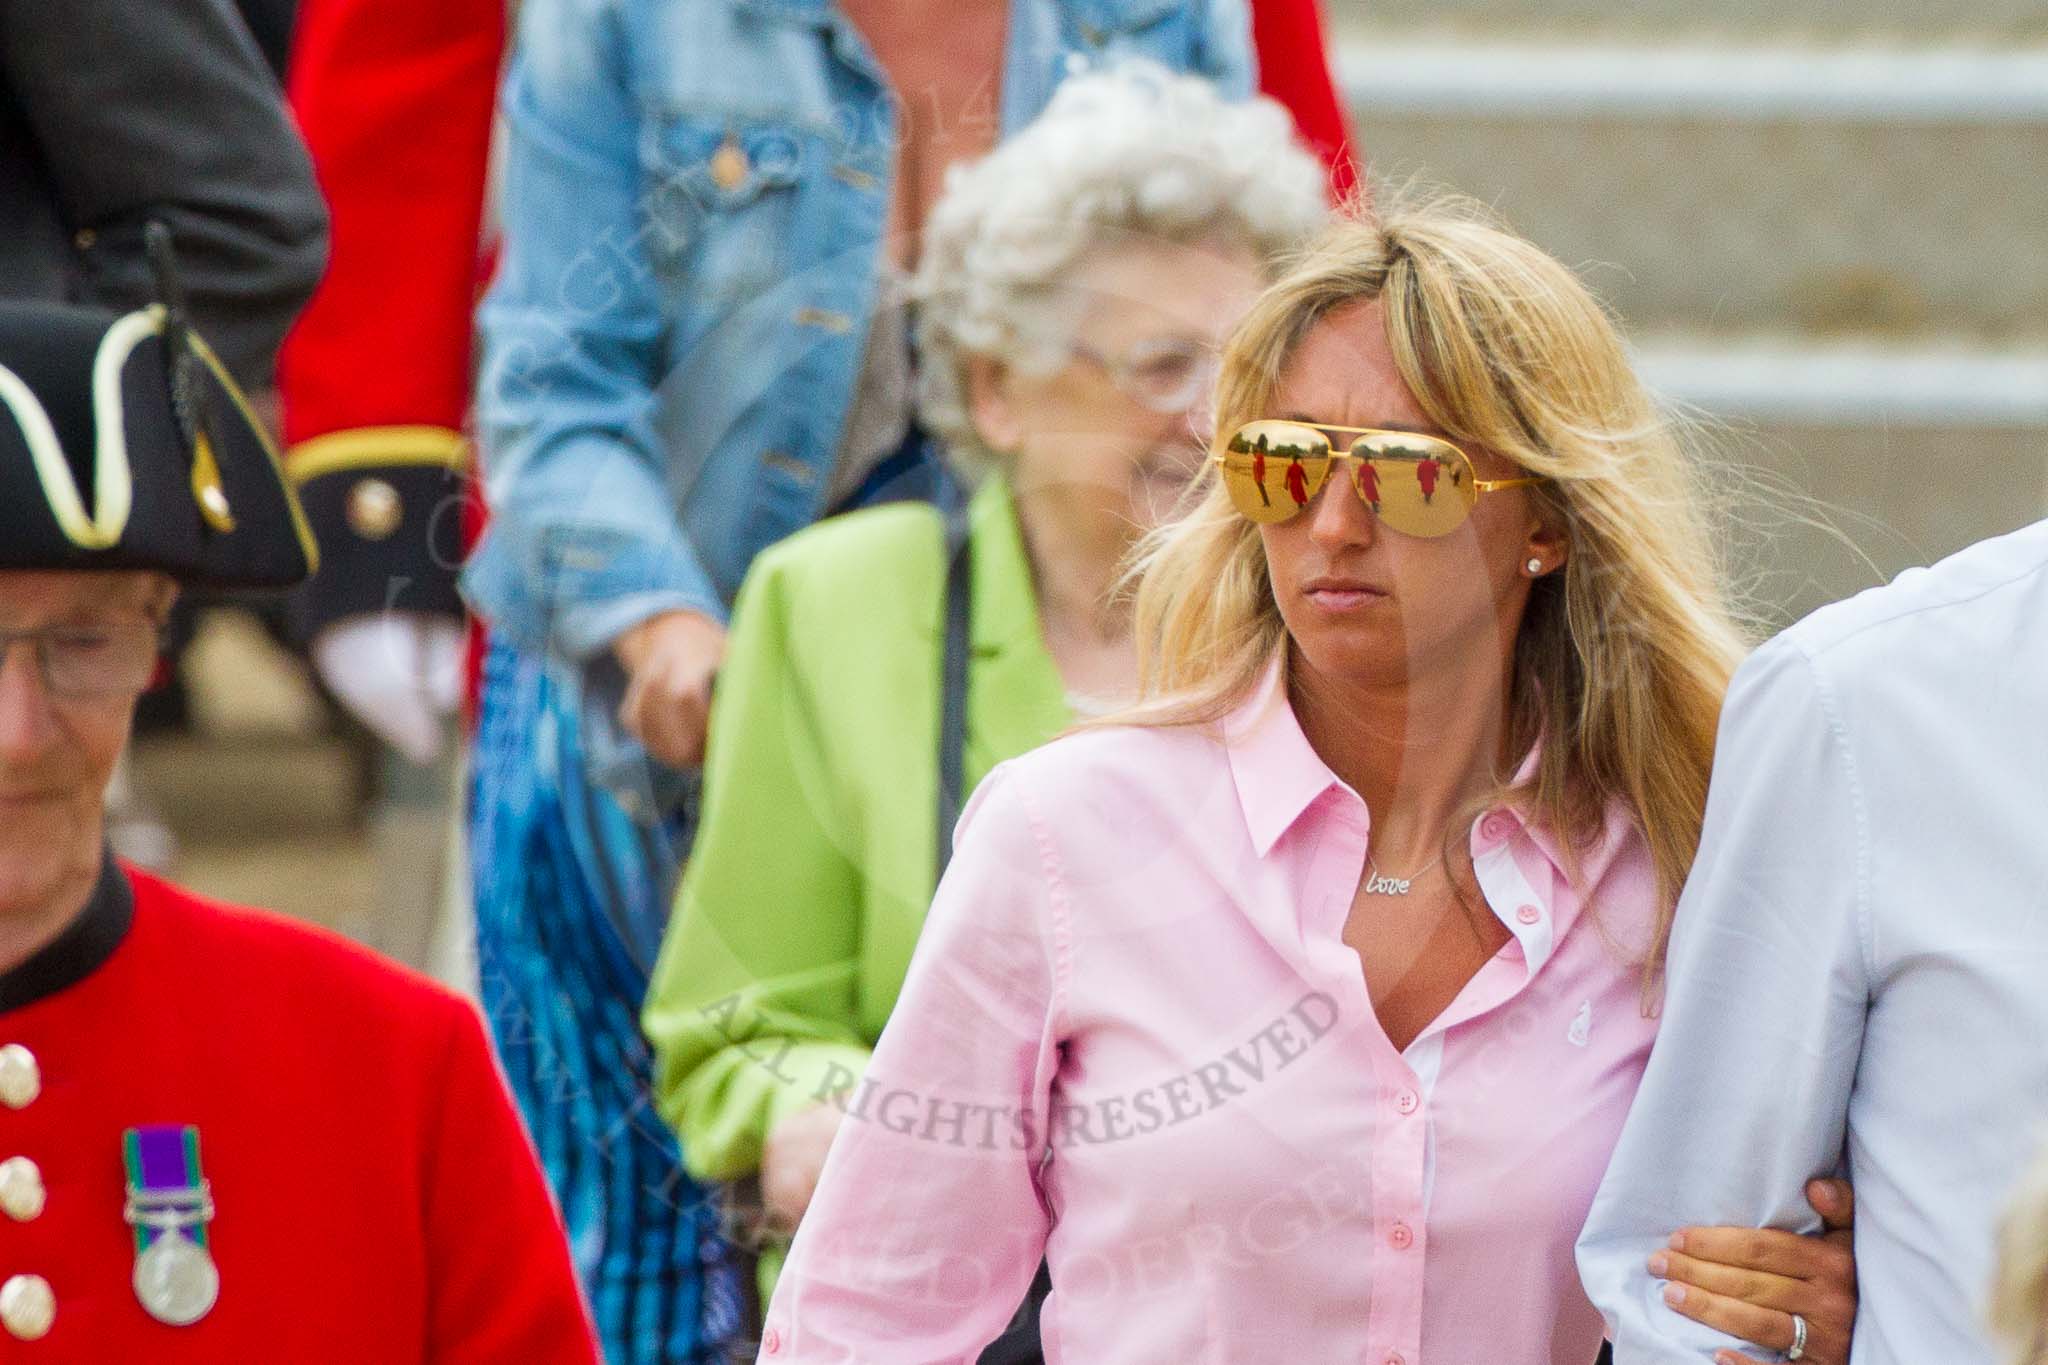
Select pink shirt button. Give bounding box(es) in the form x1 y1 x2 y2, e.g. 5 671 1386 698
1389 1221 1413 1250
1386 1355 1407 1365
1395 1088 1419 1115
1515 904 1542 925
762 1326 782 1354
1479 811 1515 844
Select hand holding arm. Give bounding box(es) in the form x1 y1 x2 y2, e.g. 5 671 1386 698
1653 1179 1858 1365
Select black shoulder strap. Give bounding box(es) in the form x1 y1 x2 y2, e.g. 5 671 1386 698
935 489 974 882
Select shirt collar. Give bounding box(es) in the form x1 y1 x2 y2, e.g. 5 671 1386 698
1223 657 1597 880
1222 656 1353 858
0 847 133 1013
1487 740 1637 900
1224 659 1647 990
1470 742 1645 977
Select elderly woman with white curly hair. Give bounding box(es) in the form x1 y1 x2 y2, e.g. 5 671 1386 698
640 62 1327 1349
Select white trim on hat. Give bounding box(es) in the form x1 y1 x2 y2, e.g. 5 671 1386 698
0 308 152 551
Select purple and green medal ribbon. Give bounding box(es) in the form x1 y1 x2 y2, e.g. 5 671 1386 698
122 1125 208 1254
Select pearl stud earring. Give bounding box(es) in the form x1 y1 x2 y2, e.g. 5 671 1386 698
1526 557 1544 576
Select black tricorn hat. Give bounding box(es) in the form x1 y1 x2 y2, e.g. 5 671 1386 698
0 232 317 588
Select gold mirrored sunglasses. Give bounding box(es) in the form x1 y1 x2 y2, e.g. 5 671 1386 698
1214 419 1541 537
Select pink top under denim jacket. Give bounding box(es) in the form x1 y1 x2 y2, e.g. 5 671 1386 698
760 662 1662 1364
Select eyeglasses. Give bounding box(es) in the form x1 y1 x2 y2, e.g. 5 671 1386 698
0 624 164 699
1071 337 1217 415
1213 419 1542 538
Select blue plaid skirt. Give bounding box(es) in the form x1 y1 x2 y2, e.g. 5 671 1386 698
469 639 743 1363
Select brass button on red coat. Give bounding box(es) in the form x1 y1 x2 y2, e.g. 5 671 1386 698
346 478 403 540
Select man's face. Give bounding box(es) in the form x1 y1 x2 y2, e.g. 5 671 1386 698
0 571 172 915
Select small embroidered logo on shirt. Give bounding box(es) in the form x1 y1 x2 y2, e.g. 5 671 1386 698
1567 1001 1592 1048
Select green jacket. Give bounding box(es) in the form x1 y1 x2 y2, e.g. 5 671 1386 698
643 476 1068 1187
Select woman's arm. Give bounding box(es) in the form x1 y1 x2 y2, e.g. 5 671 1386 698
4 0 329 385
760 762 1062 1361
463 0 720 660
643 547 876 1183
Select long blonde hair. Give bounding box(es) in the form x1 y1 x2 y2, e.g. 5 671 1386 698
1994 1139 2048 1364
1113 191 1751 985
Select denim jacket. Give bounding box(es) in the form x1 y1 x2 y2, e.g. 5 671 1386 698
462 0 1251 809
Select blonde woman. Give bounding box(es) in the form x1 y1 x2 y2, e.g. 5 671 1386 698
754 197 1856 1362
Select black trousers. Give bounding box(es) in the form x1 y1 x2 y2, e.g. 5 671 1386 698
975 1262 1052 1365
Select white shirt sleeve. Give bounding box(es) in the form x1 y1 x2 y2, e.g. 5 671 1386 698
1577 635 1872 1362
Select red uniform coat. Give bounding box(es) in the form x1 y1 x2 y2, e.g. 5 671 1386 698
276 0 504 641
0 863 598 1362
1251 0 1360 203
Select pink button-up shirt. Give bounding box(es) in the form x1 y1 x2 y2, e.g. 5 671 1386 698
763 664 1661 1363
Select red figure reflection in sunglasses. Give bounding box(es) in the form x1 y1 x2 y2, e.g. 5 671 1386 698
1251 449 1272 507
1285 457 1309 507
1416 456 1439 504
1357 460 1380 509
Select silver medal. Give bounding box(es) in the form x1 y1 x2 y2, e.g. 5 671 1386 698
132 1228 219 1326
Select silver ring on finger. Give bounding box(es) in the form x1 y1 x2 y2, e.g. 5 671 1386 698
1786 1311 1809 1360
